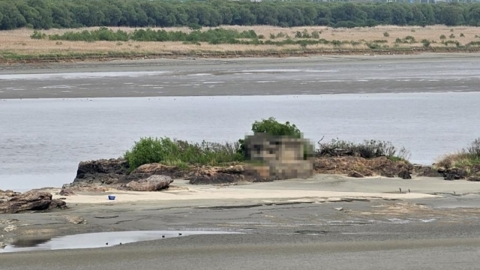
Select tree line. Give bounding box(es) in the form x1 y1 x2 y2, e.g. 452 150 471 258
1 0 480 30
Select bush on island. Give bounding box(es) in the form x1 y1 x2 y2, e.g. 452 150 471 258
124 137 243 172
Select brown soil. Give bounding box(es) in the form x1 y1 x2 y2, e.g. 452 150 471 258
1 25 480 63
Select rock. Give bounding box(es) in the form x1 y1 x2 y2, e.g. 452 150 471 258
0 191 62 214
348 171 364 178
66 216 86 225
73 158 129 185
124 175 173 191
444 168 468 180
3 225 17 232
398 170 412 179
61 183 109 193
59 188 75 196
414 166 443 177
127 163 188 180
467 176 480 182
437 167 446 173
217 165 244 174
49 199 67 210
187 166 247 185
0 242 6 249
334 207 344 211
189 172 243 185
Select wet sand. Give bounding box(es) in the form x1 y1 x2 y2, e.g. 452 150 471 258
3 175 480 269
1 53 480 99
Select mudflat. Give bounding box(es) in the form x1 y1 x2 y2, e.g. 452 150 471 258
3 175 480 269
1 54 480 99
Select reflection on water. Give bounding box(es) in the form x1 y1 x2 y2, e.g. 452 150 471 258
1 93 480 190
0 230 239 253
12 238 51 248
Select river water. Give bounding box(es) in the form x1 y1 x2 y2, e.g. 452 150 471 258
2 56 480 190
1 92 479 191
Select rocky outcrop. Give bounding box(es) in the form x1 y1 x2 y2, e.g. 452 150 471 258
188 166 246 185
414 165 444 177
127 163 188 180
398 170 412 179
73 158 129 185
314 156 413 178
123 175 174 191
443 168 468 180
0 191 67 214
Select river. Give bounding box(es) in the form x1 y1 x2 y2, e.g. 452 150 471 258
1 55 479 190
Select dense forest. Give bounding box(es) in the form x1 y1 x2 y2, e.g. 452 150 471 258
1 0 480 30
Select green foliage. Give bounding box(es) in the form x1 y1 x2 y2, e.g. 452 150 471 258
404 36 416 42
238 117 303 158
311 30 320 39
317 139 410 161
383 31 390 37
44 28 261 45
1 1 480 30
449 33 455 38
251 117 301 138
124 137 243 172
440 34 447 40
421 39 431 48
30 30 46 39
460 33 465 37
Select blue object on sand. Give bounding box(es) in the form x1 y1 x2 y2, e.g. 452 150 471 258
108 195 116 200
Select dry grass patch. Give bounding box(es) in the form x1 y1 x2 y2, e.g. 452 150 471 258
1 25 480 60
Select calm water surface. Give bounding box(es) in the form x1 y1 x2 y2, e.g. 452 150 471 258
1 93 479 190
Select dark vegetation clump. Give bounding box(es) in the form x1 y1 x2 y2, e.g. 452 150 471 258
316 139 410 161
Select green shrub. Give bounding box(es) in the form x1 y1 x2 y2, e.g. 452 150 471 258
30 30 46 39
311 30 320 39
251 117 301 137
383 31 390 37
460 33 465 37
440 34 446 40
404 35 416 42
124 137 243 172
238 117 303 158
317 139 410 161
449 34 455 38
366 42 381 49
421 39 430 48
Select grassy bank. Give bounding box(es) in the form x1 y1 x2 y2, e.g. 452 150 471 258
2 25 480 63
436 138 480 179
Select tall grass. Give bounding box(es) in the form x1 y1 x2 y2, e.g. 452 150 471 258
437 138 480 172
316 139 410 161
124 137 243 172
